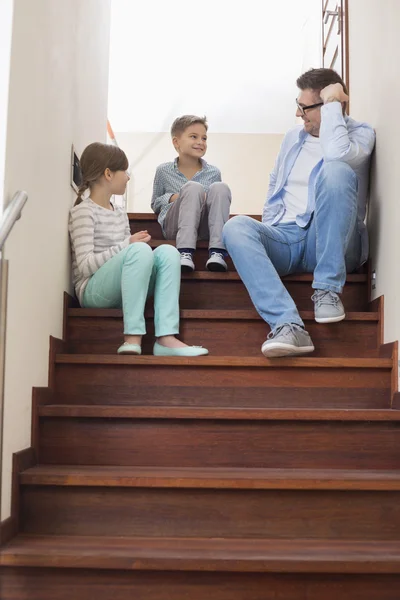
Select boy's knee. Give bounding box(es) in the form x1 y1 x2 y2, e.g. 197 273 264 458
181 181 205 199
208 182 231 195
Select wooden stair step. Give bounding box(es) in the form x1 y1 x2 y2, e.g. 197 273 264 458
149 240 236 270
55 355 391 367
37 405 400 421
2 535 400 573
2 568 399 600
20 465 400 490
18 473 400 539
53 353 393 410
50 388 391 410
181 272 367 282
178 272 368 311
26 490 380 541
148 241 368 276
67 308 376 319
66 308 381 357
66 273 370 313
128 212 262 239
128 212 367 267
38 414 400 470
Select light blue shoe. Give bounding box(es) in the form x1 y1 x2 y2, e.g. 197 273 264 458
117 342 142 355
153 341 209 357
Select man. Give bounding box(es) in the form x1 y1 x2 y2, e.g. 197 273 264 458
223 68 375 358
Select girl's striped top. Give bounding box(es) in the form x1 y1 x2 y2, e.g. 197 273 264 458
69 198 131 304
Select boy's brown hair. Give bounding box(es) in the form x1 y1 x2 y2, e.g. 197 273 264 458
170 115 208 137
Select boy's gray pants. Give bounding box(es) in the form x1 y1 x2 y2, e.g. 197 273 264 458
163 181 231 250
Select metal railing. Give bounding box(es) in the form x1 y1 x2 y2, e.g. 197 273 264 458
0 190 28 528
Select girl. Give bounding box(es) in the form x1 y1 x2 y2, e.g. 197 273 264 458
69 142 208 357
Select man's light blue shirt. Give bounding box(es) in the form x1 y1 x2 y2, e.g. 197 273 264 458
263 102 376 264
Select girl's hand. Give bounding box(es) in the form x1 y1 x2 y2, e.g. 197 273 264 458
130 230 151 244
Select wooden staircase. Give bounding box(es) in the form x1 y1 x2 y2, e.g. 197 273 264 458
1 213 400 599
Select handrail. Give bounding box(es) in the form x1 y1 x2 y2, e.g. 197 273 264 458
0 190 27 538
0 190 28 251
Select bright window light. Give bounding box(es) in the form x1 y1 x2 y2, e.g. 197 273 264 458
108 0 321 134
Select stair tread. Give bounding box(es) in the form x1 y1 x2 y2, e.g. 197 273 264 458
182 271 367 282
128 212 262 221
55 355 393 367
67 308 378 320
151 239 211 250
38 405 400 421
2 535 400 573
20 465 400 490
148 238 368 283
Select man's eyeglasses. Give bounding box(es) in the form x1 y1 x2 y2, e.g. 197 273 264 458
296 99 323 116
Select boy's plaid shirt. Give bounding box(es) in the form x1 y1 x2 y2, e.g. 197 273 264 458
151 158 222 231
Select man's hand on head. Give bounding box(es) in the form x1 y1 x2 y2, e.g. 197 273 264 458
320 83 349 104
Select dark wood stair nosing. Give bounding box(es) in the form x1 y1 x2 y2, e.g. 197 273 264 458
185 271 367 282
54 355 393 368
19 465 400 491
67 308 379 321
128 212 263 221
37 405 400 421
2 535 400 573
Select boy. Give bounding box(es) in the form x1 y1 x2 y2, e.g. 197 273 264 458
151 115 231 272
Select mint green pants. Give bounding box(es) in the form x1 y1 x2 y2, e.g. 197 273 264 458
82 243 181 337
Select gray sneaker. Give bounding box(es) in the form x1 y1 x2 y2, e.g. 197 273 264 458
206 252 228 272
312 290 345 323
180 252 195 273
261 323 315 358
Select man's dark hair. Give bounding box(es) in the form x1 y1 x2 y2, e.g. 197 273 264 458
296 68 348 96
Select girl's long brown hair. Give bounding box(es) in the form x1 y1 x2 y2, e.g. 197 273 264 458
74 142 129 206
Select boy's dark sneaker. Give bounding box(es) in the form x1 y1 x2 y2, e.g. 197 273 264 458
180 251 195 273
206 251 228 272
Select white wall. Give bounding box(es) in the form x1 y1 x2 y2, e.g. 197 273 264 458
349 0 400 345
109 0 321 215
1 0 111 519
118 132 284 214
109 0 322 134
0 0 14 208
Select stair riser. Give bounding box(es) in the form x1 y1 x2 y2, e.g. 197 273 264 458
53 384 390 409
66 317 379 357
54 364 391 409
38 418 400 469
3 569 400 599
20 486 400 540
130 219 164 238
179 279 368 311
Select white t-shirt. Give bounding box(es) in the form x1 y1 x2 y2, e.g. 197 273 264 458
280 134 323 224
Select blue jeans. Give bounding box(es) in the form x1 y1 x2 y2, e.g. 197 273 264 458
223 162 362 331
83 243 180 337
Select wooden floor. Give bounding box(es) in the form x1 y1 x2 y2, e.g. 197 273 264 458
1 213 400 599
